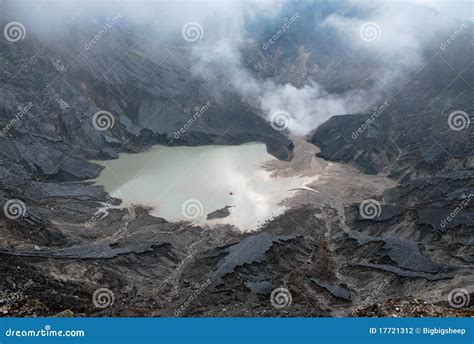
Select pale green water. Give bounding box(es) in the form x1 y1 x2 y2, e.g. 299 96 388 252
92 143 314 231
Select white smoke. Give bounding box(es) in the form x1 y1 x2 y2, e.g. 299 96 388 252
189 0 471 135
5 0 471 136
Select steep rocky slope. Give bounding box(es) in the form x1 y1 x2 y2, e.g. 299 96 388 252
0 12 294 243
0 2 472 317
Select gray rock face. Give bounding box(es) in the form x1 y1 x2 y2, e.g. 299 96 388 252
214 234 297 279
0 2 472 318
0 14 294 258
0 7 295 317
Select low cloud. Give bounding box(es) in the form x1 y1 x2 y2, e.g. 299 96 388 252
4 0 471 136
189 1 471 135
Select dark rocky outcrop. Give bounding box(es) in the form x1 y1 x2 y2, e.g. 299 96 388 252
206 206 233 220
0 2 472 318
